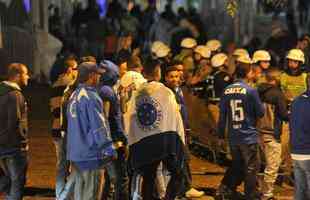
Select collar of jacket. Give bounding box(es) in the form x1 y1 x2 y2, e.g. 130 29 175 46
77 84 97 92
2 81 21 91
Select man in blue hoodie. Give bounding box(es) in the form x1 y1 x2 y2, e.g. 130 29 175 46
98 60 128 200
216 63 264 200
290 74 310 200
66 62 115 200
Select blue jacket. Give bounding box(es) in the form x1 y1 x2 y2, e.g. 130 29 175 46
290 90 310 155
174 87 190 130
98 85 127 144
66 84 115 162
218 81 264 145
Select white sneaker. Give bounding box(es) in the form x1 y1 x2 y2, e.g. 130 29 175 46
185 188 205 198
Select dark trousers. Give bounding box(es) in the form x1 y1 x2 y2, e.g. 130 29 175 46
132 156 183 200
0 152 28 200
102 149 129 200
221 143 259 199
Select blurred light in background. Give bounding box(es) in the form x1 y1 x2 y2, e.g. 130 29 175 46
97 0 107 17
23 0 30 13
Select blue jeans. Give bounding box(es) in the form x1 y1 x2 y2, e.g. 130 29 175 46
0 152 28 200
293 159 310 200
54 138 70 199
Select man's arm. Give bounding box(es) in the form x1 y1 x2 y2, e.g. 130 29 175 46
86 96 112 149
251 89 265 119
217 96 227 139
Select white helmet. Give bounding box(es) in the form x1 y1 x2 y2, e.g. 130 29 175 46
194 45 211 59
286 49 305 64
155 45 171 58
236 55 253 64
181 38 197 48
252 50 271 63
211 53 228 68
233 48 249 57
206 39 222 52
151 41 166 54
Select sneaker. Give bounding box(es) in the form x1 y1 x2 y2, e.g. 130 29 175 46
185 188 204 198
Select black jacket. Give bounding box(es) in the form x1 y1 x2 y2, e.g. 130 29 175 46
257 83 289 141
0 82 28 155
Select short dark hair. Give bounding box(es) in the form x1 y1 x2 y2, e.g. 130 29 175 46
235 63 252 79
7 63 25 79
127 56 143 70
143 58 161 77
164 65 179 76
265 68 281 82
80 56 97 64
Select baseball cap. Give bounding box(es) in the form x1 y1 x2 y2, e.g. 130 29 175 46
78 62 105 76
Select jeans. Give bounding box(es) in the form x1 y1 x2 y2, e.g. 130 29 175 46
221 143 259 199
293 159 310 200
54 138 70 199
262 134 282 198
0 152 28 200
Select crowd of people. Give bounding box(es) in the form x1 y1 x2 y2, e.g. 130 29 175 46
2 1 310 200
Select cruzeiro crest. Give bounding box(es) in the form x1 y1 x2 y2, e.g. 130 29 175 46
136 96 163 131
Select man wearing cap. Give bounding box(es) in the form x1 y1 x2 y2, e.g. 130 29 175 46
66 62 115 200
98 60 129 200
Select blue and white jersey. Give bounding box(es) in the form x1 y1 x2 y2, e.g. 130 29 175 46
126 81 185 145
217 81 264 145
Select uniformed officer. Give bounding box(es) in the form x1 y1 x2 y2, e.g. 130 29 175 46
280 48 308 174
206 53 232 125
174 37 197 75
226 48 249 76
190 45 212 85
151 41 172 65
252 50 272 84
206 39 222 56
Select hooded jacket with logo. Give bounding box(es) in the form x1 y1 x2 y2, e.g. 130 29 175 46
0 81 28 155
257 83 289 141
66 84 115 163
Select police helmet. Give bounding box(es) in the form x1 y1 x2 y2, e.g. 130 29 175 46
206 39 222 52
211 53 228 68
181 38 197 49
252 50 271 63
286 49 305 64
194 45 211 59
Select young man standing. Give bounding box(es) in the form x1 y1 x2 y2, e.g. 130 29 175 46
66 62 115 200
164 65 204 198
257 69 289 200
0 63 30 200
216 63 264 200
49 57 77 199
127 59 185 200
